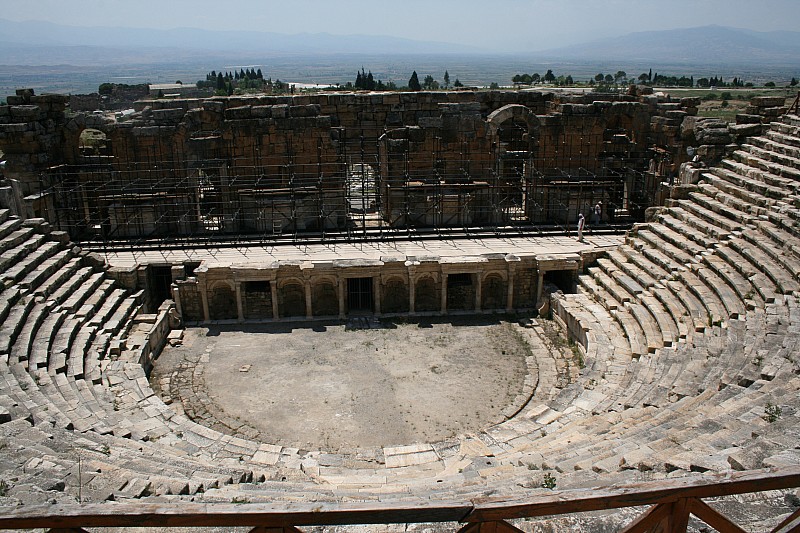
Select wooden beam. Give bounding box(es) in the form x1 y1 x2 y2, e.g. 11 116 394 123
0 467 798 531
250 526 303 533
687 498 746 533
468 466 800 522
667 498 690 533
0 501 473 529
772 506 800 533
619 503 671 533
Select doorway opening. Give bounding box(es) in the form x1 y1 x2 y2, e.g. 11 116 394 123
347 277 373 313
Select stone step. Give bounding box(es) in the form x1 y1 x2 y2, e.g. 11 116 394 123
714 244 778 304
73 278 116 319
646 221 706 257
87 288 127 329
49 317 82 375
10 302 51 364
606 249 658 289
0 285 22 325
656 212 717 249
587 267 630 306
28 309 67 370
597 257 646 297
625 301 663 353
741 227 800 279
102 292 143 336
0 233 46 273
665 280 708 333
611 307 648 358
706 167 783 205
650 285 692 341
688 264 747 320
748 135 800 161
701 253 760 308
50 267 96 307
765 129 800 150
17 248 75 292
32 257 83 299
634 229 696 268
742 143 800 172
728 236 800 294
1 240 62 286
755 220 800 266
697 182 766 220
638 293 680 347
763 210 800 242
67 324 96 379
732 149 800 182
0 295 35 357
619 244 670 281
0 224 33 254
678 270 728 327
688 190 757 226
675 198 742 234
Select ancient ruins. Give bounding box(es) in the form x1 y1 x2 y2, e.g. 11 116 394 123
0 86 799 530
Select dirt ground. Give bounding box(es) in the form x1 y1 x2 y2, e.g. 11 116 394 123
152 317 533 450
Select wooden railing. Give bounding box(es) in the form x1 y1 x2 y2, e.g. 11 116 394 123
0 467 798 532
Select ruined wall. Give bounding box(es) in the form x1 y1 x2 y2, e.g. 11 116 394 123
0 88 709 236
170 254 555 323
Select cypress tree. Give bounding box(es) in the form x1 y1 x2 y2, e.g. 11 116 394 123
409 71 421 91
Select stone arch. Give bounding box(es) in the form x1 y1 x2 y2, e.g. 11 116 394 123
482 273 507 310
382 276 409 314
63 113 117 164
279 278 306 318
486 104 540 142
414 275 439 313
208 280 236 320
312 277 339 317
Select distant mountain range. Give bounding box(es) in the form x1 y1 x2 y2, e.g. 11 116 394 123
0 19 799 68
0 18 475 64
536 25 800 66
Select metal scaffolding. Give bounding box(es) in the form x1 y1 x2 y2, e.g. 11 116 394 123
41 122 661 250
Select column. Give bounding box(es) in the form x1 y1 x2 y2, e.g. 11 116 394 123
440 273 448 315
506 268 516 313
536 271 545 306
200 281 210 322
408 275 416 315
270 280 280 320
338 278 347 319
235 281 244 322
172 286 183 318
373 277 381 315
474 273 482 312
304 279 313 319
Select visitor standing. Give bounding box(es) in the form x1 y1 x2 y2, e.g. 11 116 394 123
577 213 585 242
593 201 602 226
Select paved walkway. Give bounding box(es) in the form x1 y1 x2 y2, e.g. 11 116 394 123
101 234 625 268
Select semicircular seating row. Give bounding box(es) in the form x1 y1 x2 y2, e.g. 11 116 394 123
0 115 799 507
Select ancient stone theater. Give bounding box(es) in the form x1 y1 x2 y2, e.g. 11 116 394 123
0 86 799 530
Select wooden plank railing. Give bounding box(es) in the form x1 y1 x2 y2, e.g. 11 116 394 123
0 466 798 532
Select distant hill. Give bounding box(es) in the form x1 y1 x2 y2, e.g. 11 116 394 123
0 19 475 64
536 25 800 66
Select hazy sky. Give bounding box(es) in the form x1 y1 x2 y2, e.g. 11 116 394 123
2 0 799 52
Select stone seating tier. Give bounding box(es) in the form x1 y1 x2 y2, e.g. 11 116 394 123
1 116 800 507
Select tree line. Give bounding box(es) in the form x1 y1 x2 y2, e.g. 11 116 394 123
511 68 796 89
